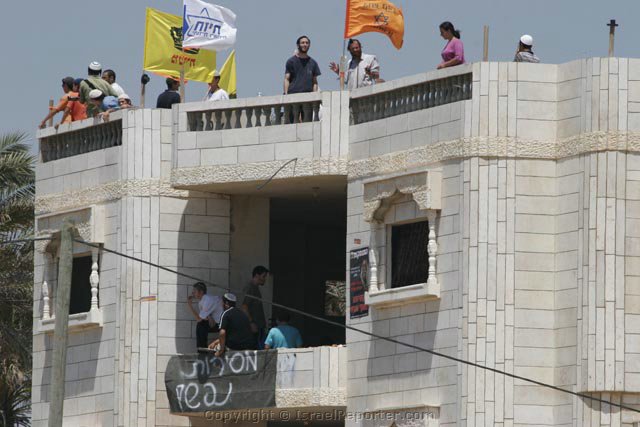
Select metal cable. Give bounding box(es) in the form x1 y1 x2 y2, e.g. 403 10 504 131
71 237 640 414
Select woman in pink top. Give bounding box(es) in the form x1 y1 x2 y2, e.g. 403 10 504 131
437 21 465 69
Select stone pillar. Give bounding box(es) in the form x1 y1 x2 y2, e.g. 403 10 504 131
426 210 438 288
90 247 100 311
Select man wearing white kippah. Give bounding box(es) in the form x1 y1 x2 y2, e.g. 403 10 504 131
79 61 118 117
208 292 256 356
514 35 540 63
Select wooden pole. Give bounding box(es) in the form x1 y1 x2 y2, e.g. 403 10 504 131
179 65 186 103
483 26 489 62
339 39 347 90
48 99 54 127
608 19 618 57
48 221 74 427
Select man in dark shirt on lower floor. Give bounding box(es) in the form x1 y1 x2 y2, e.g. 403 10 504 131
208 293 255 356
156 77 181 109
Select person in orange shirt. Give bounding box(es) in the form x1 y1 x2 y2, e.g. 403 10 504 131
60 78 87 125
40 77 78 129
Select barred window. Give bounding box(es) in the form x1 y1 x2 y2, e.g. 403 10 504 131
390 220 429 288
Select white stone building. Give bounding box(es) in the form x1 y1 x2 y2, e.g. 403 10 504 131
31 58 640 426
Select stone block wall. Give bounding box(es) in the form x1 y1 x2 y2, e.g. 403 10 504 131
32 109 233 427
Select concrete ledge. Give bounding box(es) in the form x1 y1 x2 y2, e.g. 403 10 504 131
365 282 440 308
38 309 103 333
275 388 346 408
171 157 348 189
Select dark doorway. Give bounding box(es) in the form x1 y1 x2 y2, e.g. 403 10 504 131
270 196 346 347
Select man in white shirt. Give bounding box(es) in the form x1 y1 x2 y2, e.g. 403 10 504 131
102 69 125 97
204 71 229 102
187 282 224 349
329 38 380 90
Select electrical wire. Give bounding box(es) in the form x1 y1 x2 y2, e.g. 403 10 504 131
256 158 297 190
71 237 640 414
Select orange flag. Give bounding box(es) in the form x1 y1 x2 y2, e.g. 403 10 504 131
344 0 404 49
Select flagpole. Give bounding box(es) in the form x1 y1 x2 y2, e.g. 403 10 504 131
340 39 347 90
179 64 186 103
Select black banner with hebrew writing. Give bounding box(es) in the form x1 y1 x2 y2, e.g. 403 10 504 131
165 350 277 414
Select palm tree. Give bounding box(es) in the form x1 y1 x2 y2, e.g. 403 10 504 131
0 361 31 427
0 131 35 426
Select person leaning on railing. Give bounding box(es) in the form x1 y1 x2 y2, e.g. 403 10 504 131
437 21 465 69
59 78 88 126
39 77 76 129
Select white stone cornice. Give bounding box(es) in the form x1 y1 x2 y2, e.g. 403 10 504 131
170 157 349 187
34 179 224 215
348 131 640 180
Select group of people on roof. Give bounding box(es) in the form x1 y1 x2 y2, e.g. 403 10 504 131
39 62 133 129
40 22 540 129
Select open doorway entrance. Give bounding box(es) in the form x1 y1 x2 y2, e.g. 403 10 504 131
269 193 346 347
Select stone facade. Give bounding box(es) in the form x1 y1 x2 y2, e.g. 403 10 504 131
31 58 640 426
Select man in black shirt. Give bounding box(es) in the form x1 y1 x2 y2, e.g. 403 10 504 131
156 77 181 109
208 293 255 356
284 35 321 95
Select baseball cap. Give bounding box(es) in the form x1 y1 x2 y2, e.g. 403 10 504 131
520 34 533 46
88 89 103 99
88 61 102 71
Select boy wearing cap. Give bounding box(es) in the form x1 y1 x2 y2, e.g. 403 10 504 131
204 71 229 102
79 61 118 117
514 35 540 63
87 89 119 118
117 94 134 109
156 77 181 109
208 293 256 356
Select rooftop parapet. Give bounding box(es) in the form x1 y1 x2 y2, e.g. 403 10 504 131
349 64 472 125
37 110 124 163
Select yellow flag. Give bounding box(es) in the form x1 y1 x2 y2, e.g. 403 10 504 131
143 8 216 82
344 0 404 49
219 50 237 97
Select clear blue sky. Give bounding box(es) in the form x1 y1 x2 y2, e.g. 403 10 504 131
1 0 636 146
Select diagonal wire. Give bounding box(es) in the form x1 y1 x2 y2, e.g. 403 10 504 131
71 237 640 414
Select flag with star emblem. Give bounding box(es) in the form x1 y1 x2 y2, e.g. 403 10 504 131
182 0 237 51
344 0 404 49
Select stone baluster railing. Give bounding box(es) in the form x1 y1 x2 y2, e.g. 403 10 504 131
40 119 123 163
90 247 100 311
186 94 323 132
426 210 438 288
350 71 472 125
42 280 50 319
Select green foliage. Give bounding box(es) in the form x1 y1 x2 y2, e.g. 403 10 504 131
0 131 35 426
